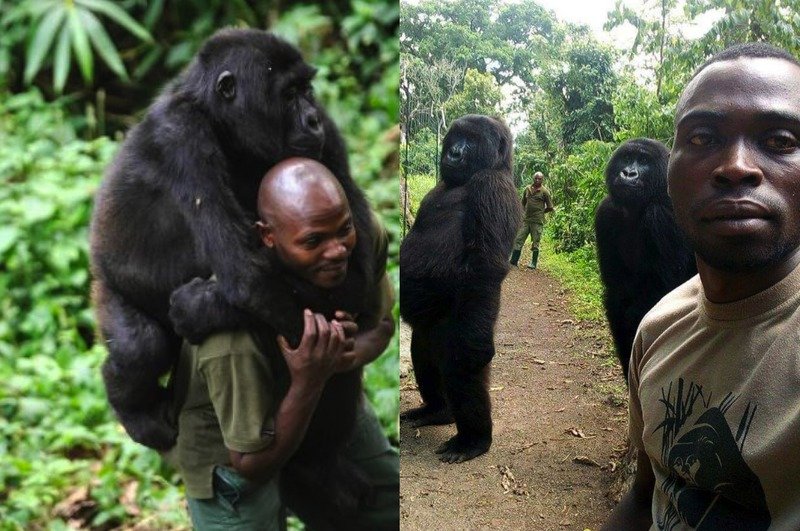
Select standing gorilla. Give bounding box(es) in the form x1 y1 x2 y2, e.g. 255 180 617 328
399 115 522 463
90 29 376 451
594 138 696 381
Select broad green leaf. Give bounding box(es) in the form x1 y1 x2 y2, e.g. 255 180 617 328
132 46 162 80
142 0 165 30
23 8 66 84
53 24 71 93
78 9 128 80
68 7 93 83
75 0 153 42
18 197 56 224
0 226 19 255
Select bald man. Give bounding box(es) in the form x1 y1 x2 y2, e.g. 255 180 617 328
166 158 397 530
510 171 554 269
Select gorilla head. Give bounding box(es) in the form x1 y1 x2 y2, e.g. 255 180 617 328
604 138 670 206
440 115 513 186
182 29 325 165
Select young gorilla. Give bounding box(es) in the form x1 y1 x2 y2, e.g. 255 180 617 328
594 138 696 381
167 158 397 529
89 29 376 450
399 115 522 463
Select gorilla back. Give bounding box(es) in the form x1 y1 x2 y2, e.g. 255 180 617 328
90 28 374 450
400 115 522 463
594 138 696 381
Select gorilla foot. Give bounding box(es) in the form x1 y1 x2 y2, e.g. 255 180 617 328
123 417 177 451
117 403 178 451
400 405 454 427
435 434 491 464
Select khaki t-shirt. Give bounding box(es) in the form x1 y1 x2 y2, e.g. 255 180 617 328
165 219 393 499
522 185 553 223
629 261 800 530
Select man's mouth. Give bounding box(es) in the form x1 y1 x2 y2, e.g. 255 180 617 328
698 200 771 235
700 200 770 221
318 261 348 275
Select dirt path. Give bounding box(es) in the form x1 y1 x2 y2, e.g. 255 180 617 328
399 267 629 530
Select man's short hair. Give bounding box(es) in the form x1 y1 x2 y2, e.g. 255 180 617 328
691 42 800 81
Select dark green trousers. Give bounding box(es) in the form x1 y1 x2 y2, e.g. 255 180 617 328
187 402 399 530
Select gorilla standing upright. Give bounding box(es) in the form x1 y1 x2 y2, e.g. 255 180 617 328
400 115 522 463
594 138 696 381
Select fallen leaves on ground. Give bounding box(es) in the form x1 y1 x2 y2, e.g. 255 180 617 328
573 456 602 467
496 465 529 496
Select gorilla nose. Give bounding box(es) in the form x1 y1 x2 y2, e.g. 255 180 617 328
447 144 465 162
303 109 322 134
621 168 638 179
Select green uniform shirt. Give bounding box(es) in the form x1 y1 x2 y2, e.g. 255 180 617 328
165 217 392 499
165 331 280 498
522 185 553 223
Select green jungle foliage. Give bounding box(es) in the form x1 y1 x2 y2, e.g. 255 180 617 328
0 1 399 529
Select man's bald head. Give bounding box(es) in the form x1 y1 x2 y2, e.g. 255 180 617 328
258 158 349 227
256 157 356 289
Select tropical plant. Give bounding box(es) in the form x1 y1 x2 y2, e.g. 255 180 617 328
2 0 152 92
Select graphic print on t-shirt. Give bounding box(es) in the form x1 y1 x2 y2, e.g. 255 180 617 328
653 378 770 530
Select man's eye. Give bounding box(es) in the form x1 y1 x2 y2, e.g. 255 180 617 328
688 133 713 146
764 134 798 152
338 223 353 237
303 236 320 248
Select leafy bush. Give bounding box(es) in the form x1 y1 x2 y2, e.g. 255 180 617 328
1 0 153 93
0 89 187 529
404 173 436 216
546 140 614 254
402 129 439 177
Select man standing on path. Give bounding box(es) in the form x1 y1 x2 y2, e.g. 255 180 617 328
509 171 554 269
603 43 800 529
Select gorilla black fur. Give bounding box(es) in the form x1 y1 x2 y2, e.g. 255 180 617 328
399 115 522 463
594 138 696 381
89 28 377 510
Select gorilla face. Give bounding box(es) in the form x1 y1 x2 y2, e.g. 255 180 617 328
441 115 512 186
605 138 669 206
191 29 326 164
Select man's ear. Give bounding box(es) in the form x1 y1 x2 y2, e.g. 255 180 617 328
256 220 275 248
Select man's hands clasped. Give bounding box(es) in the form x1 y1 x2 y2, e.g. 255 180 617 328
277 309 359 389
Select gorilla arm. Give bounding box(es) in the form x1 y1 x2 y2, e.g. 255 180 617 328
641 202 695 301
157 104 300 340
332 270 395 373
450 169 522 371
594 196 628 289
463 169 522 280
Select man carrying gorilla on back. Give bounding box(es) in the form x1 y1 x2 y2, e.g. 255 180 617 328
165 158 398 529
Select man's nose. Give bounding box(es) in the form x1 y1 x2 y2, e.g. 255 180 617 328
324 240 348 260
712 139 763 188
